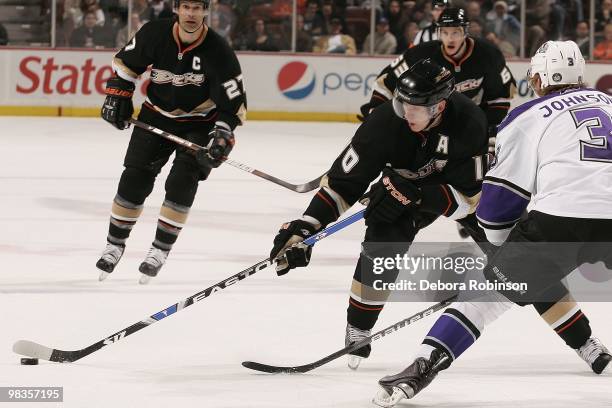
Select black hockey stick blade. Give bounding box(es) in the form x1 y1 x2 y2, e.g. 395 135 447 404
130 118 324 193
242 296 456 374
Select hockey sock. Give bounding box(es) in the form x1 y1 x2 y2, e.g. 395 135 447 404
347 296 385 330
420 292 512 360
153 199 190 251
107 195 143 245
534 297 591 349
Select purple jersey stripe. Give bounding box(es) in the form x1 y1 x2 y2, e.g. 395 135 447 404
426 314 476 359
477 182 529 225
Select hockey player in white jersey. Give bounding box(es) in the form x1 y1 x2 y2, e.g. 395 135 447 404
372 41 612 407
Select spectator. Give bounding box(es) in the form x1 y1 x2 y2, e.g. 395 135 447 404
64 0 83 29
525 0 549 56
79 0 106 26
101 5 125 47
386 0 407 43
549 0 566 41
0 22 7 45
313 0 342 36
116 11 144 48
140 0 173 22
574 21 590 56
486 30 517 57
485 0 520 51
296 14 314 52
362 17 397 54
593 23 612 60
466 0 483 21
246 19 280 51
211 13 232 45
69 10 108 47
396 20 419 52
210 0 234 40
469 18 485 38
595 0 612 33
303 0 324 35
313 17 356 54
401 0 418 21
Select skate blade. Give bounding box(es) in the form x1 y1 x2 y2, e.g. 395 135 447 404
138 274 153 285
98 271 111 282
348 355 363 370
372 386 411 408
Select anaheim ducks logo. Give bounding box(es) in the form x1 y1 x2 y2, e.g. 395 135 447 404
151 69 205 87
393 158 448 180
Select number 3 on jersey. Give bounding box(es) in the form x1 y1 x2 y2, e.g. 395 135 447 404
572 107 612 163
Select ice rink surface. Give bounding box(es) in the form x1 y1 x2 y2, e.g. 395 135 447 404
1 117 610 407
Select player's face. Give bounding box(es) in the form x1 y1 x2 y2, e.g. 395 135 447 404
439 27 465 54
177 1 206 32
394 101 438 131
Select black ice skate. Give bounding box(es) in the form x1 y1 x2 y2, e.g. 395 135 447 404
373 349 452 407
138 246 169 284
96 243 125 281
345 323 371 370
576 337 612 374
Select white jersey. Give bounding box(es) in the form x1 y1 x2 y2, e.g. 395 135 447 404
413 25 437 46
476 88 612 242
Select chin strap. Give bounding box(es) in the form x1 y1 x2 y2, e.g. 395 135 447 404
423 105 444 131
182 21 204 34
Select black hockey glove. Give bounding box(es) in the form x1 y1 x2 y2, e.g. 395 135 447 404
196 126 235 168
270 219 320 276
101 76 135 130
487 125 498 155
360 168 421 225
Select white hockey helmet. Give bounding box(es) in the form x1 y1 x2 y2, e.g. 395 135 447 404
528 41 585 90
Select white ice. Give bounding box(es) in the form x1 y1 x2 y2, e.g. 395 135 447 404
0 117 610 407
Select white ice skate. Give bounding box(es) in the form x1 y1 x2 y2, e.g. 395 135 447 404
576 337 612 374
345 323 371 370
138 246 169 284
96 242 125 281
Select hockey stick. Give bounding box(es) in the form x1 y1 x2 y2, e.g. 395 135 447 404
129 119 325 193
242 295 456 373
12 210 365 363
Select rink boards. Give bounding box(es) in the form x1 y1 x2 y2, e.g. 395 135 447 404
0 48 610 121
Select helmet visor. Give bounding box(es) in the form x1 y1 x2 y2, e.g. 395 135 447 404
392 97 436 122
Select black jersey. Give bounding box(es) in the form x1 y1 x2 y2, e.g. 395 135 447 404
113 19 246 129
304 92 489 227
370 38 516 127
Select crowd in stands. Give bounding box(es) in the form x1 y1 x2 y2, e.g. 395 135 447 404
0 0 610 60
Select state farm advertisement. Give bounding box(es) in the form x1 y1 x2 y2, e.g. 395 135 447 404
1 49 148 106
0 49 610 115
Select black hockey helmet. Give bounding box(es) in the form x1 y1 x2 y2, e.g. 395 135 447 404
174 0 210 9
392 59 454 115
436 7 470 28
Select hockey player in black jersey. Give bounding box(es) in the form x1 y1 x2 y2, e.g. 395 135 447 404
270 58 490 368
360 7 515 156
96 0 246 283
361 8 513 240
